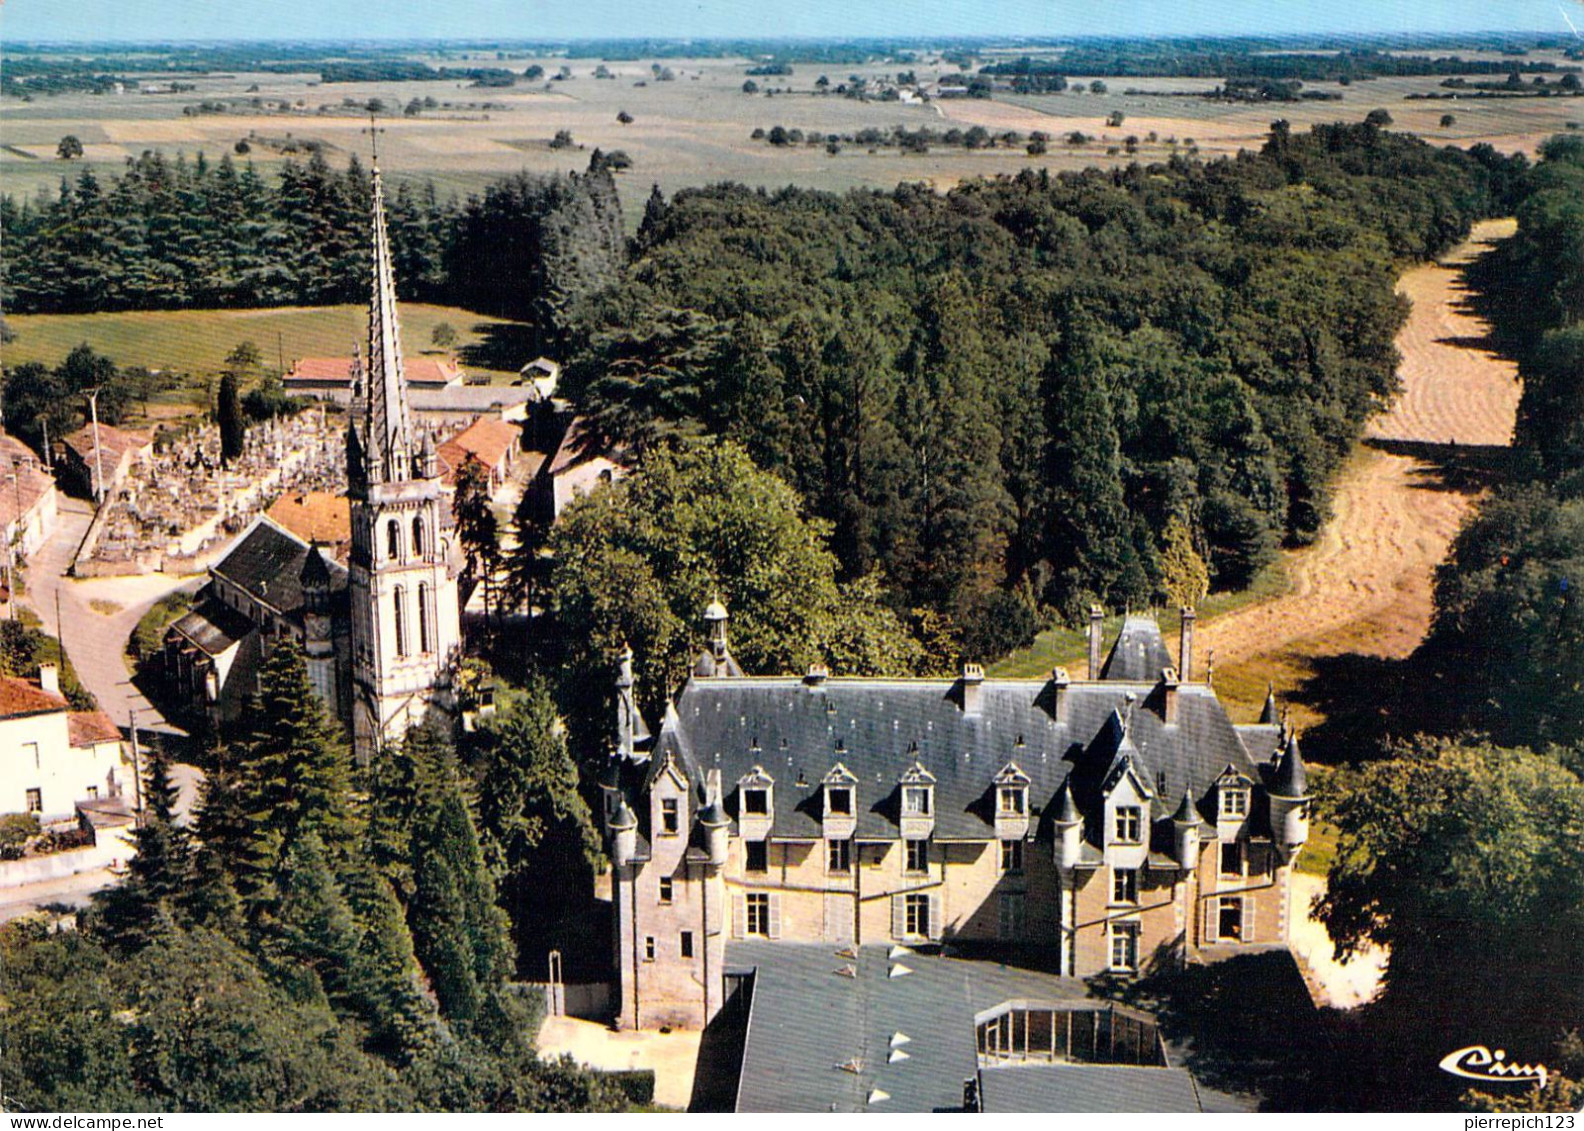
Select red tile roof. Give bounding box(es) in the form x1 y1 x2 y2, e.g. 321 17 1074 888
61 424 151 471
286 356 461 387
0 675 67 718
68 711 121 747
439 417 521 483
265 492 352 560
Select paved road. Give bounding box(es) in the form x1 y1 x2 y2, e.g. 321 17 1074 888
22 496 201 743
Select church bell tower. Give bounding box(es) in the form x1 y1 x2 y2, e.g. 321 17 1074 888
345 157 461 762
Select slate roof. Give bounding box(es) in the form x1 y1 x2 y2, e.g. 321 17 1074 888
730 942 1091 1113
170 597 255 657
211 516 347 616
651 671 1265 844
1100 615 1176 681
978 1063 1201 1113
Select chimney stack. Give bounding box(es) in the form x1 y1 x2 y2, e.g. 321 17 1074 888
38 663 59 697
1088 605 1105 680
1051 667 1072 725
961 663 984 716
1179 607 1196 683
1159 666 1181 726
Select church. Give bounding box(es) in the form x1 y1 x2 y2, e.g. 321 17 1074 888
164 161 461 762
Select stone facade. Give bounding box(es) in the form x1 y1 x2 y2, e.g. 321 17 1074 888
603 607 1310 1031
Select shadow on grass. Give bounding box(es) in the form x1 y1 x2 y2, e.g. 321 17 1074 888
1098 951 1337 1111
1363 438 1518 493
459 321 540 374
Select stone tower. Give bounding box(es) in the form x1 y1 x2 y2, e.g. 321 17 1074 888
346 160 461 763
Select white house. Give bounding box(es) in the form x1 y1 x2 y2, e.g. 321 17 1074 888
0 665 126 822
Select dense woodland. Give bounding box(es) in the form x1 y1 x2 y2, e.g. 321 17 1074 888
1 647 625 1112
565 124 1524 649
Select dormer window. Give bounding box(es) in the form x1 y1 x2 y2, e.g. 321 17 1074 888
1114 806 1142 844
737 766 774 841
899 762 937 838
993 760 1032 840
998 786 1026 815
828 786 853 816
1220 788 1249 820
661 798 680 836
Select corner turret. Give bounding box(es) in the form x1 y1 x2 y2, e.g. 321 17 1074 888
1052 779 1083 870
1171 789 1201 872
1269 732 1310 862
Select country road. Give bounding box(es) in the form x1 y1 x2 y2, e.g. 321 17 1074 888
1199 218 1521 726
22 496 202 744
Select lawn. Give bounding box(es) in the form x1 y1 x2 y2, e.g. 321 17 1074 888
6 303 526 390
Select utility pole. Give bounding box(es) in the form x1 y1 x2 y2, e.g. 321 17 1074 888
128 706 144 822
85 389 105 507
40 414 52 471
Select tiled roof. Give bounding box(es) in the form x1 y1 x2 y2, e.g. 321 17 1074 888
547 417 610 476
60 423 151 469
68 711 121 747
0 674 67 718
265 492 351 560
212 516 347 615
647 669 1267 843
286 356 462 388
438 417 521 481
0 464 55 531
978 1063 1201 1113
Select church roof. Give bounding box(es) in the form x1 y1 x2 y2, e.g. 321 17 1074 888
168 597 255 657
265 492 352 561
211 516 347 617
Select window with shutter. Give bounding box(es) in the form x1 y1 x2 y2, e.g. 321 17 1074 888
768 893 783 939
892 894 906 939
1203 898 1218 943
733 893 746 939
928 893 943 940
1243 897 1255 943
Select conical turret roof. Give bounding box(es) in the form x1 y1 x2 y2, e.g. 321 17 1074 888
1272 733 1308 798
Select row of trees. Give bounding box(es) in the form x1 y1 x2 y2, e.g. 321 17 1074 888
564 124 1523 648
1 645 620 1112
1311 134 1584 1112
0 148 623 356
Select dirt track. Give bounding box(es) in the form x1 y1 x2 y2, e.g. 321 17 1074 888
1198 219 1520 721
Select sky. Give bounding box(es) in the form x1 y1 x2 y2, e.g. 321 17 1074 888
1 0 1576 43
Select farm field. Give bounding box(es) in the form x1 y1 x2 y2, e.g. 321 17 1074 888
4 302 525 392
5 50 1582 221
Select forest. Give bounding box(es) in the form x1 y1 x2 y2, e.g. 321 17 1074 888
0 125 1531 659
1 646 630 1112
564 124 1524 652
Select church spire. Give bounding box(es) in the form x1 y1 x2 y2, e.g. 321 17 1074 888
361 159 415 485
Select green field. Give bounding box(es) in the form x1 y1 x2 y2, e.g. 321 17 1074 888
5 302 524 388
6 50 1580 227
